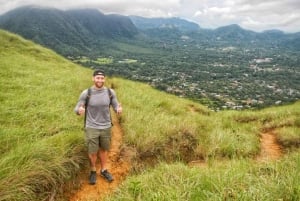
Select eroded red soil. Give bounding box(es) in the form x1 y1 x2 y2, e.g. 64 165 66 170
256 132 282 161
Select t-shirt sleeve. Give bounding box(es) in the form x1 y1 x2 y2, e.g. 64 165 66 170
74 89 88 115
110 89 119 113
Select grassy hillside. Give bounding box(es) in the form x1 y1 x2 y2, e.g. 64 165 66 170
105 154 300 201
0 29 299 200
0 30 91 200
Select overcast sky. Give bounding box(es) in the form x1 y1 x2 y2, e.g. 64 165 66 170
1 0 300 33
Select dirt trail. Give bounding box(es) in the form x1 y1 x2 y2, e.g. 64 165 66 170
69 114 130 201
256 131 282 161
189 131 283 168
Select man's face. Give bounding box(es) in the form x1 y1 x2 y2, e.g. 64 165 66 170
93 75 105 88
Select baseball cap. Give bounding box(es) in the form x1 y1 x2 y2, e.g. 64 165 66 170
93 69 105 77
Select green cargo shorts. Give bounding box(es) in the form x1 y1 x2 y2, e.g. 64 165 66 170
85 127 111 153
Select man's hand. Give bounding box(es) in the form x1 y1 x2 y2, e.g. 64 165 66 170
117 103 122 115
78 104 85 116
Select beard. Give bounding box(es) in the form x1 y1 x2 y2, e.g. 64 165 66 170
94 82 104 88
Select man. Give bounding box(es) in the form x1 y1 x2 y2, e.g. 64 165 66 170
74 69 122 185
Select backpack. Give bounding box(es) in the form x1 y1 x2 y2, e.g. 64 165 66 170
84 87 113 128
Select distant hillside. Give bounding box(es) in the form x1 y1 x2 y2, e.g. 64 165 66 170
66 9 138 38
213 24 257 41
129 15 200 32
0 6 138 55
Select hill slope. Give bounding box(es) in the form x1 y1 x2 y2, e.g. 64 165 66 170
0 29 92 200
129 15 200 32
1 29 300 201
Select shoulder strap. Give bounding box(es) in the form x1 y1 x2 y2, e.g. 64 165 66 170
107 88 114 126
107 88 113 106
84 88 91 128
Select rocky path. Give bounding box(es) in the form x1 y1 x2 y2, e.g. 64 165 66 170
189 131 283 168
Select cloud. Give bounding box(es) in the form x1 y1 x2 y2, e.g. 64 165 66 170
0 0 299 32
188 0 300 32
233 0 300 32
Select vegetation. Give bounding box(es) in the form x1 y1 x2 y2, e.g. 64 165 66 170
105 154 300 201
0 30 299 201
0 30 89 200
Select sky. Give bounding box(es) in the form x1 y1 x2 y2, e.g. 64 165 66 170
0 0 300 33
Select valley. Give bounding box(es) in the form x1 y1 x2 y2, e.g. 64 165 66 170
73 38 300 110
1 6 299 111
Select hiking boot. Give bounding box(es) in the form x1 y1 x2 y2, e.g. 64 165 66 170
100 169 114 182
89 171 97 185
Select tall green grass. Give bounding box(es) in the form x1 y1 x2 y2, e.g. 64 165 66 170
0 30 90 200
105 152 300 201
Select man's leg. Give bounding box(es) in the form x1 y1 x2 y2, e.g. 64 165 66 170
89 152 98 171
99 148 113 182
98 128 113 182
85 128 101 185
88 152 97 185
98 148 108 171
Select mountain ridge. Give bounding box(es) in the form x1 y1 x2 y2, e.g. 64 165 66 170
0 6 138 55
1 6 300 55
129 15 200 32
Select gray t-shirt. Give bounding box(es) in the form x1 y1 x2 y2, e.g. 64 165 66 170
74 87 119 129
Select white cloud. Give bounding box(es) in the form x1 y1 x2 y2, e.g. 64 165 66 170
0 0 299 32
187 0 300 32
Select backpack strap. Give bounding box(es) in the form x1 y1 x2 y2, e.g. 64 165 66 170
107 88 113 106
84 88 91 128
107 88 113 126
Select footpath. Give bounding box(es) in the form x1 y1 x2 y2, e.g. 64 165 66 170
69 114 130 201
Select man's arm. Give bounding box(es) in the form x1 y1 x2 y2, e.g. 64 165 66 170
110 89 122 115
74 89 88 115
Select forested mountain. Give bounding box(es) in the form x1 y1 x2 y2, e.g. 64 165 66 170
129 15 200 32
0 6 138 55
0 6 299 110
67 9 138 38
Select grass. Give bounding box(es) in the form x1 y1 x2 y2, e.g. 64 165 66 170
105 152 300 201
0 30 90 200
1 29 300 200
